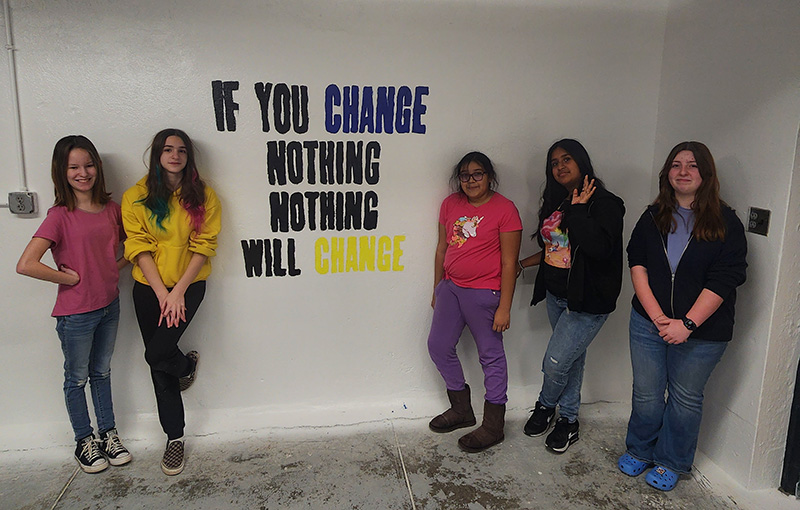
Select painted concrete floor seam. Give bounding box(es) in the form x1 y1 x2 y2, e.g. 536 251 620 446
391 419 419 510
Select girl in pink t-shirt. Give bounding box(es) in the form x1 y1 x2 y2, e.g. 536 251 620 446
17 136 131 474
427 151 522 453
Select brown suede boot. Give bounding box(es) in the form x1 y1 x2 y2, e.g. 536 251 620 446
458 401 505 453
429 384 477 433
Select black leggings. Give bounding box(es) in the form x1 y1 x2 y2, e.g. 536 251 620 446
133 280 206 440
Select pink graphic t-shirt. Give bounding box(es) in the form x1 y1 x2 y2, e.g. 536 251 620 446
542 209 571 269
34 202 124 316
439 192 522 290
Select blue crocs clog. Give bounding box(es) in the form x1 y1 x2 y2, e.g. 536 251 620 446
645 465 679 491
618 453 651 477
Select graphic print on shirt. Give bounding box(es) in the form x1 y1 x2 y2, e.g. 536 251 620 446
449 215 484 247
541 210 571 268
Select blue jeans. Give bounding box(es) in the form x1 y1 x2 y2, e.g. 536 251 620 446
55 297 120 441
538 292 609 422
624 309 727 473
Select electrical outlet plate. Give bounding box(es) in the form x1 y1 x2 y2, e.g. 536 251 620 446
747 207 770 236
8 191 36 214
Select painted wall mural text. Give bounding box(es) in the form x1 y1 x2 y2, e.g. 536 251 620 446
212 81 428 279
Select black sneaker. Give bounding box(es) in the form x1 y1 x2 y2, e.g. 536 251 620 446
545 417 579 453
161 438 185 476
524 401 556 437
179 351 199 392
75 434 108 473
100 428 132 466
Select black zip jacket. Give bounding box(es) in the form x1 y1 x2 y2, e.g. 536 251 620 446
627 204 747 342
531 186 626 314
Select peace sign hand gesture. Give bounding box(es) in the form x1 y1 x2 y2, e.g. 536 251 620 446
571 175 596 205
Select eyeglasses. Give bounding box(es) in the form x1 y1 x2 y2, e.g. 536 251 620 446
458 171 485 183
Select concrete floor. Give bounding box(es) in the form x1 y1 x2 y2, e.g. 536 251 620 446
1 404 795 510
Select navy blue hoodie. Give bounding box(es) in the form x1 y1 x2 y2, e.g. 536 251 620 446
627 204 747 342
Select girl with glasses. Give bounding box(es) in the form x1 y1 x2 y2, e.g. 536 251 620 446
426 151 522 452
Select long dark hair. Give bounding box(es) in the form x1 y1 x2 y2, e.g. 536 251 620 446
51 135 111 211
534 138 604 244
653 141 726 241
449 151 498 194
142 128 206 232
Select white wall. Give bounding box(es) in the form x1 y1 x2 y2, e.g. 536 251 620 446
0 0 668 447
5 0 798 493
12 0 800 492
654 0 800 489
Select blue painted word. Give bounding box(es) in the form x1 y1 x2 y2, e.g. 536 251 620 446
324 85 428 135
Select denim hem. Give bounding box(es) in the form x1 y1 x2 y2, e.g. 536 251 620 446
652 460 691 475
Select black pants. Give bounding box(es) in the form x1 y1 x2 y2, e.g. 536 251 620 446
133 280 205 440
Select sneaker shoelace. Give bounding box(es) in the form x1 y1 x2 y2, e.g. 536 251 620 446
105 433 127 456
81 438 103 463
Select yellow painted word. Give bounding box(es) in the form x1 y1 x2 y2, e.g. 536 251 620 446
315 235 405 274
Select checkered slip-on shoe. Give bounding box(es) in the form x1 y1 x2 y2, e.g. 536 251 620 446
161 439 184 476
179 351 199 392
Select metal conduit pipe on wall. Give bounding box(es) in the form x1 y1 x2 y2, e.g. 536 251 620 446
3 0 29 209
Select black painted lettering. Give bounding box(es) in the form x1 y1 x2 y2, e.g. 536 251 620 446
264 238 273 277
273 83 292 134
292 85 309 134
212 80 239 132
266 141 287 186
212 81 224 131
320 191 335 231
269 191 289 233
319 141 335 185
287 141 303 185
304 191 319 231
254 82 273 132
365 142 380 185
289 192 306 232
335 191 345 231
346 141 363 184
344 191 362 230
303 141 318 184
240 239 263 277
335 141 345 185
288 238 301 276
272 238 287 276
364 191 379 230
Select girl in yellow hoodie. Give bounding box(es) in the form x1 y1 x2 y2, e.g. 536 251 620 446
122 128 221 476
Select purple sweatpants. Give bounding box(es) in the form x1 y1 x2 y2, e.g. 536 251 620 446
427 279 508 404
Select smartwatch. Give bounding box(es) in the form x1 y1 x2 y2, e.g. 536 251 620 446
682 317 697 331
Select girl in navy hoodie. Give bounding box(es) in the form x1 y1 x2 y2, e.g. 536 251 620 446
618 141 747 491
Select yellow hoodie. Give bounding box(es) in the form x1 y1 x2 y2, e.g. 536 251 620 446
122 176 221 287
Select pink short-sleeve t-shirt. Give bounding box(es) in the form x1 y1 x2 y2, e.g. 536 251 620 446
439 192 522 290
34 202 123 316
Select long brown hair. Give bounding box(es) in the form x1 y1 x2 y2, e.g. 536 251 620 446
653 141 726 241
142 128 206 232
51 135 111 211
